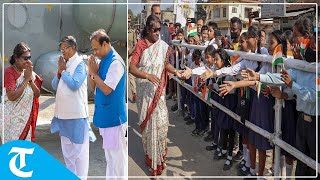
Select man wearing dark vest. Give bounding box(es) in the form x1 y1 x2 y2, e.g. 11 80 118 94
88 29 127 179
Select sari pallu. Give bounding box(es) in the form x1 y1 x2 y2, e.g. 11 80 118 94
135 39 172 176
4 71 42 143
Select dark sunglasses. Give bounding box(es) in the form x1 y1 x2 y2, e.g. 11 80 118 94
21 56 31 61
153 28 161 33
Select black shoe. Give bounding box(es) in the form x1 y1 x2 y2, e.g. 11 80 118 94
206 143 217 151
191 129 200 136
223 159 233 171
171 103 178 111
238 165 250 176
214 150 227 160
203 134 213 142
184 115 191 121
234 150 243 162
182 112 189 119
186 119 195 125
242 171 256 180
197 129 206 137
237 159 246 169
214 148 221 156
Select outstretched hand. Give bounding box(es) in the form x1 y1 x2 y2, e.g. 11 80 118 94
241 68 257 81
200 66 213 81
181 67 192 79
219 81 235 96
175 70 184 79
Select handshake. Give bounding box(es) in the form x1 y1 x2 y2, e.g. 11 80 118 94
175 67 193 80
146 68 193 87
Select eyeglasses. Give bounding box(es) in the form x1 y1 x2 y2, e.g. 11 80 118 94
60 45 72 52
153 28 161 33
21 56 31 61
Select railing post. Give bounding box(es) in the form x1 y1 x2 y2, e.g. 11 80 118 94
176 46 181 111
274 65 283 179
274 98 282 179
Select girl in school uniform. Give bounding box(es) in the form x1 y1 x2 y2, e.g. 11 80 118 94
209 48 238 171
269 30 298 177
246 26 273 178
220 28 292 178
233 32 254 175
190 49 207 136
201 26 274 175
184 35 199 124
204 45 219 152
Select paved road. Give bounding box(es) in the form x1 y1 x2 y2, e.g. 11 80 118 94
128 95 246 180
35 95 106 180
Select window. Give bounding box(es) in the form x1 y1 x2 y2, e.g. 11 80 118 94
245 8 253 18
232 7 237 13
215 8 220 18
223 8 227 17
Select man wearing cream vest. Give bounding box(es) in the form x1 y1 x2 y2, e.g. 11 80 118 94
88 29 127 179
51 36 89 180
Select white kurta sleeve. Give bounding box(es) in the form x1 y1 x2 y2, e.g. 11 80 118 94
104 60 125 90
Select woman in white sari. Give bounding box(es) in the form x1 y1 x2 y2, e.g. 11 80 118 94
4 42 42 143
129 15 185 176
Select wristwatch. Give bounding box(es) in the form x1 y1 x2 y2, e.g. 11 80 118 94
91 73 98 80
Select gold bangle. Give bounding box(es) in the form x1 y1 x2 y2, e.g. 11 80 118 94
145 73 149 80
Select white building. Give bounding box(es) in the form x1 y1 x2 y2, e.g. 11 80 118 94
204 1 262 35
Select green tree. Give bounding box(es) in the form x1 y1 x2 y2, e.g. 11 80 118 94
195 4 207 21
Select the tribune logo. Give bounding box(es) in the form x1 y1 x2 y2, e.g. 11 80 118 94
8 147 34 178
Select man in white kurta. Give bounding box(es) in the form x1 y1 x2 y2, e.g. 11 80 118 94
51 36 90 180
88 29 127 180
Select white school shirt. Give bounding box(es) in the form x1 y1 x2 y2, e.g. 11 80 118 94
216 47 269 77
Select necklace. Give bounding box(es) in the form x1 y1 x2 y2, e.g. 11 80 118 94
13 64 22 73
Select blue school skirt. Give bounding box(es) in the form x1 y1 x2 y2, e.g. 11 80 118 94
248 92 275 150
